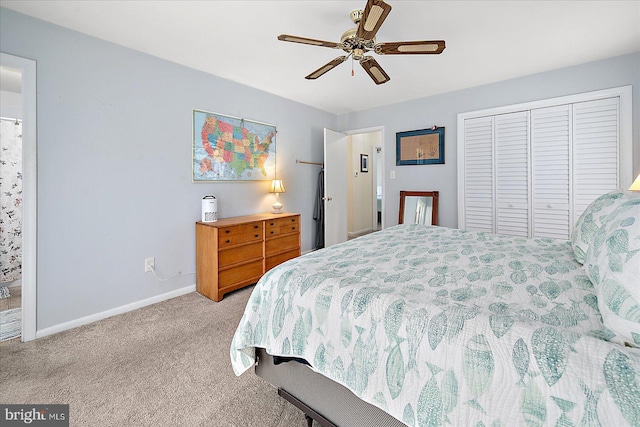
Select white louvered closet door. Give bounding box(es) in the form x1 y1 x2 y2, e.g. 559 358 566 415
463 116 494 232
495 111 529 237
531 105 571 239
459 87 630 239
573 97 620 221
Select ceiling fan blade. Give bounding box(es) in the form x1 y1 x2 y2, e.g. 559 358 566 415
359 56 390 85
278 34 342 49
375 40 446 55
357 0 392 41
305 56 349 80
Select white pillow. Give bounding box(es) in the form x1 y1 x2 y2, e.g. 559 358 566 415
571 190 626 264
584 192 640 347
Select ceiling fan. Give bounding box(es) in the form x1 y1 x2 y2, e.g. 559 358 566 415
277 0 446 85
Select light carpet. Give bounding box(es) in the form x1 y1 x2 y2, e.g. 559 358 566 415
0 287 307 426
0 308 21 342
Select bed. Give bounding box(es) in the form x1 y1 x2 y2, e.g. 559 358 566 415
231 190 640 427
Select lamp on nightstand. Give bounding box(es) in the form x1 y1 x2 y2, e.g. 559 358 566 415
629 174 640 192
270 179 286 213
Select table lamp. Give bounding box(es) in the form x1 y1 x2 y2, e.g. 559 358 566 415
270 179 286 213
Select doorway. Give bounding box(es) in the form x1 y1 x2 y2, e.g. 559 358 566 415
0 53 37 342
347 132 382 239
0 109 22 342
324 126 384 247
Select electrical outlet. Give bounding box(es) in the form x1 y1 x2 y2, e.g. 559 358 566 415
144 257 155 272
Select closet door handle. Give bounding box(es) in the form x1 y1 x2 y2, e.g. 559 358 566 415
323 196 333 201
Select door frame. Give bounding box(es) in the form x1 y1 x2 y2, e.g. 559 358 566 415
1 52 37 342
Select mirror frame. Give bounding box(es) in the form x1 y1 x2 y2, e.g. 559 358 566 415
398 191 439 225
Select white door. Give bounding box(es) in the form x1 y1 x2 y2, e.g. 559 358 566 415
572 97 620 221
495 111 530 237
461 116 495 233
324 128 348 247
531 104 571 239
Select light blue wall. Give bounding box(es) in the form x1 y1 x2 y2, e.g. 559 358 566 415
338 52 640 228
2 6 638 333
0 8 335 330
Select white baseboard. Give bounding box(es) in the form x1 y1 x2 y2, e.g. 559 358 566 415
348 228 374 238
35 284 196 339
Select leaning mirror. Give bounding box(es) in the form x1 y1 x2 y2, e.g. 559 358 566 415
399 191 439 225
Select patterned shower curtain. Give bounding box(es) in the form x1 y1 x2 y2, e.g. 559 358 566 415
0 118 22 283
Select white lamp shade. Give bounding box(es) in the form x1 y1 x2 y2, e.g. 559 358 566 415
630 174 640 192
270 179 286 193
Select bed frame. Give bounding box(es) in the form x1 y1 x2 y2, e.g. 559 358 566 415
255 348 405 427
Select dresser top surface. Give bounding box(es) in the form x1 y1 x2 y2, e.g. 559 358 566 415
197 212 299 228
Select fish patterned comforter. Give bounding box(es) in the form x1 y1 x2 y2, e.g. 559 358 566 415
231 225 640 426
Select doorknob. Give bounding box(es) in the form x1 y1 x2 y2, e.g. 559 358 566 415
323 196 333 201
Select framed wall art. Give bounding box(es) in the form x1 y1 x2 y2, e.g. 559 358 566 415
360 154 369 173
192 109 276 182
396 126 444 165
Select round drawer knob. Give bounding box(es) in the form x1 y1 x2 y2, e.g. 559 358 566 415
225 239 230 243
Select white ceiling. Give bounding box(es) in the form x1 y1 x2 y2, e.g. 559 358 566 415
2 1 639 114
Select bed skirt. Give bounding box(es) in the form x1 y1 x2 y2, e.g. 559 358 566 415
255 348 406 427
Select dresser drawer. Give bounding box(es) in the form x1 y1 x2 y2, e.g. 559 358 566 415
218 223 263 247
266 249 300 271
219 259 263 288
266 215 300 236
265 234 299 256
219 242 263 268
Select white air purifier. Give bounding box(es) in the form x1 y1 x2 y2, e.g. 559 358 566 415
201 195 218 222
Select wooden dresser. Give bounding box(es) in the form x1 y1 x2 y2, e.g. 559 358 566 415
196 212 300 302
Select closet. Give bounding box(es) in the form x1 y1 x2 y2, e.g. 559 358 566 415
457 86 632 239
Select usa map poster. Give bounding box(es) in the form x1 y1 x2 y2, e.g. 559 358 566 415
193 110 276 181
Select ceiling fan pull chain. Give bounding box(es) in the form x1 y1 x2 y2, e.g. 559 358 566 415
352 55 355 76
